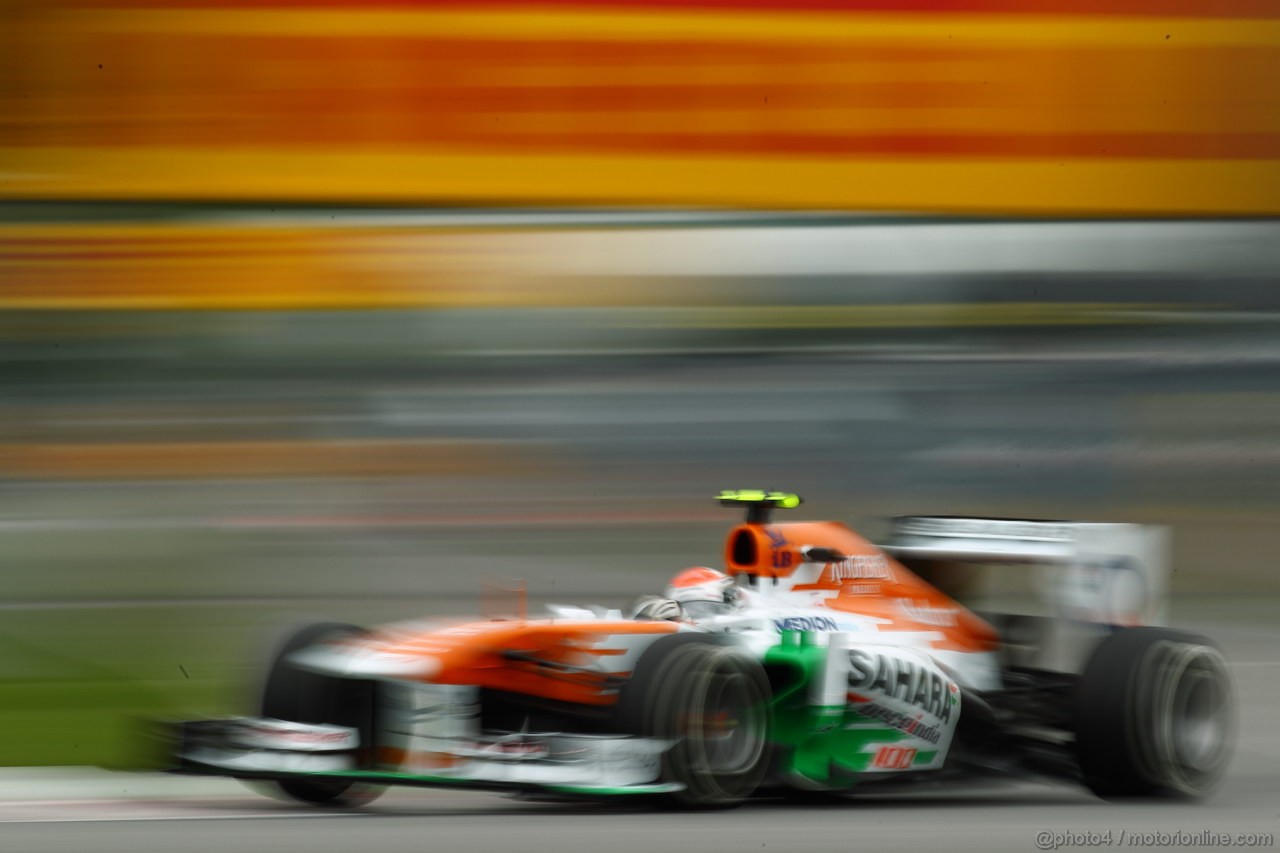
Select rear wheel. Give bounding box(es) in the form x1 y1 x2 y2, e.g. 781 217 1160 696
617 635 771 807
259 622 383 807
1075 627 1234 799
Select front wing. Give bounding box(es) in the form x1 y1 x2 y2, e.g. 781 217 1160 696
167 716 683 797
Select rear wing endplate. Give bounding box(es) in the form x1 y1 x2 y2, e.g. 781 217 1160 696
883 517 1169 671
884 516 1169 626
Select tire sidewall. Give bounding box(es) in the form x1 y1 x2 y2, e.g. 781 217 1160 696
259 621 382 807
616 632 772 807
1075 626 1235 799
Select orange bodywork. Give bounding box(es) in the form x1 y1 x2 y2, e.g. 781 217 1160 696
355 619 680 706
726 521 999 653
335 518 994 712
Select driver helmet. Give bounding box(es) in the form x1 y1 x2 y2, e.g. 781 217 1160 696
665 567 742 620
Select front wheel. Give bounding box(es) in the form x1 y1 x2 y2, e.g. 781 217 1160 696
617 635 771 808
259 622 384 807
1075 627 1235 799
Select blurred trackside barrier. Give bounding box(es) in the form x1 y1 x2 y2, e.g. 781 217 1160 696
0 439 532 479
0 223 679 311
1 0 1278 214
2 218 1277 317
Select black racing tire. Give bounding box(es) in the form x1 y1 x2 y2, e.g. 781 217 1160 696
1075 627 1235 800
616 633 771 808
259 622 384 808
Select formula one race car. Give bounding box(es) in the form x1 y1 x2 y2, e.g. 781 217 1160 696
165 491 1235 807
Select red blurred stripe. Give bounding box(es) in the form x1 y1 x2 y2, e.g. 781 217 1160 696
505 131 1280 159
12 131 1274 161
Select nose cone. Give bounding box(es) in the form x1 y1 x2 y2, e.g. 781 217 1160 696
288 641 442 679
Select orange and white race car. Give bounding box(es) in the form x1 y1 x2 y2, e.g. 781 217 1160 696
167 491 1235 807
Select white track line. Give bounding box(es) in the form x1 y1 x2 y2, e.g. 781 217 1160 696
1 811 374 825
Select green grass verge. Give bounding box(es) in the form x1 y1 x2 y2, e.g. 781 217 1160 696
0 606 258 767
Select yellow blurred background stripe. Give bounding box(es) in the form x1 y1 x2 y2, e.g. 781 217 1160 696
2 151 1275 214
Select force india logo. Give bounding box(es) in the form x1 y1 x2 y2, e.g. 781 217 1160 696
898 600 959 627
847 648 956 725
854 702 944 745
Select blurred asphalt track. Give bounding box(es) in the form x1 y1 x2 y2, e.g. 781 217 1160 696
1 600 1276 853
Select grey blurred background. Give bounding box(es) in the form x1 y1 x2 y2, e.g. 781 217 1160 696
3 207 1279 767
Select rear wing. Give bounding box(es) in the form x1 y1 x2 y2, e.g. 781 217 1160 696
882 516 1170 672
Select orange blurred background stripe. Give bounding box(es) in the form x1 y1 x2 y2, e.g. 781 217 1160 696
2 0 1277 212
